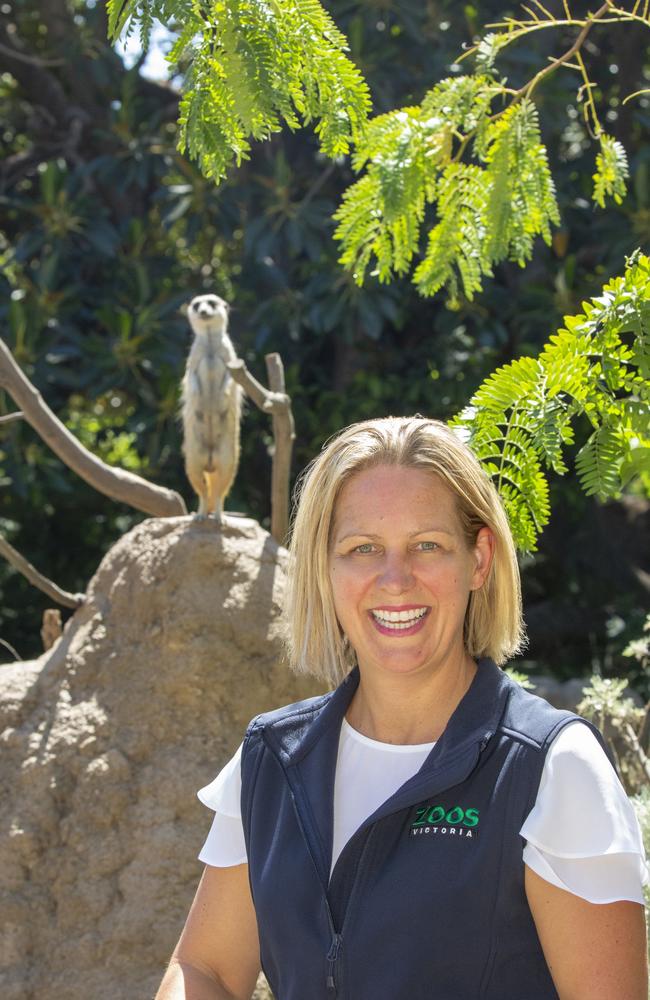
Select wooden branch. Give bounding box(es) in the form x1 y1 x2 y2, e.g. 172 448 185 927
227 356 295 546
265 353 295 547
0 638 20 661
0 40 64 67
521 2 611 100
0 336 187 517
0 411 23 425
0 533 85 608
227 358 273 411
460 3 615 116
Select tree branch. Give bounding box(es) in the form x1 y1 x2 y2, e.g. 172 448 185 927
227 356 295 545
265 353 295 548
518 2 612 100
454 3 616 152
0 335 187 518
0 411 23 425
0 532 85 608
227 358 283 412
0 638 20 661
0 40 64 66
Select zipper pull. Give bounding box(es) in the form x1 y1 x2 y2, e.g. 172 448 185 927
326 933 342 991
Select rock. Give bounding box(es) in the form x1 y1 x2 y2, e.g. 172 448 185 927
0 515 320 999
528 675 591 711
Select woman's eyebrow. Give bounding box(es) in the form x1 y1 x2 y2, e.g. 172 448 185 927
335 531 382 542
335 527 454 542
409 527 454 537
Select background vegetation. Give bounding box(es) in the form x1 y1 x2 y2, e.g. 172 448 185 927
0 0 649 696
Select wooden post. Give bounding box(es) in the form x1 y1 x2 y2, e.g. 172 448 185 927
265 353 295 547
227 356 296 547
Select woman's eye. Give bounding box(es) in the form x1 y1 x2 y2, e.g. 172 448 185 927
418 541 439 551
354 543 375 554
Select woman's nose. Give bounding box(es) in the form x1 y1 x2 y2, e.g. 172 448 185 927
377 553 415 592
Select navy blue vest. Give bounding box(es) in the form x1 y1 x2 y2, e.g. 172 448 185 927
240 659 604 1000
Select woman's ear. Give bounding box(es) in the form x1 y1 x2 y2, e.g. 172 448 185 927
470 526 495 590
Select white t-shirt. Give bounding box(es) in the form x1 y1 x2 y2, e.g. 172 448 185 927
197 719 648 904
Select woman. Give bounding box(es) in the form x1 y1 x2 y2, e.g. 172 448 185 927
157 416 648 999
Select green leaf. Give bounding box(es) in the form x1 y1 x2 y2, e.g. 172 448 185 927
413 163 488 301
112 0 370 183
451 253 650 550
593 133 629 208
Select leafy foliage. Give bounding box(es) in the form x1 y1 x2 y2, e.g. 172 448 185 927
504 667 534 689
108 0 371 181
593 133 630 209
630 787 650 915
577 676 649 795
2 0 649 688
624 613 650 673
105 1 649 301
452 253 650 552
336 90 560 303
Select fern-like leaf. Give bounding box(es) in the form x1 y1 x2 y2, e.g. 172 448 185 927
474 32 514 73
575 424 623 497
111 0 371 182
593 133 629 208
451 252 650 551
334 108 451 283
413 163 488 301
481 100 560 268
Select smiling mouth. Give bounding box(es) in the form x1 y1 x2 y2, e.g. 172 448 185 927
369 608 430 633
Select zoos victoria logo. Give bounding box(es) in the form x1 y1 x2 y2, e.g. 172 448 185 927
410 803 480 840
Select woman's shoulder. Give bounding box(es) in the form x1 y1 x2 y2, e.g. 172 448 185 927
499 674 601 752
242 678 350 751
247 690 333 730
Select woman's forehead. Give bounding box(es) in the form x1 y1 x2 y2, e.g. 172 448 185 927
332 465 461 530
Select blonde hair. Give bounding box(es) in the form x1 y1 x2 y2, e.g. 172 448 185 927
284 416 525 686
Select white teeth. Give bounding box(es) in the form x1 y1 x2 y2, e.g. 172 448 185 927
371 608 428 628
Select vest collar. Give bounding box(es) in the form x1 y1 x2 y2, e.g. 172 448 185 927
264 656 511 766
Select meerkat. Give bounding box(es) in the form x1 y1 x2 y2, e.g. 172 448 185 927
181 294 243 520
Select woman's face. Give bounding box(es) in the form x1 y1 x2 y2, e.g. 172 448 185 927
328 464 493 681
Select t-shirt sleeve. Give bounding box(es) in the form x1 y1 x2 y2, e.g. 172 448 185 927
520 720 649 904
197 743 248 867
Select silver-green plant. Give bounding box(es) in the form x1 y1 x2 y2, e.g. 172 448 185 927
577 675 649 796
577 669 650 926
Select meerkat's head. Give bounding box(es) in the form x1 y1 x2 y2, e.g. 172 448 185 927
188 294 229 336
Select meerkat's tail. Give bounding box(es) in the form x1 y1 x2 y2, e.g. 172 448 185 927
201 470 217 517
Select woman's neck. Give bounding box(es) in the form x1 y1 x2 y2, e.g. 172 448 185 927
345 651 477 745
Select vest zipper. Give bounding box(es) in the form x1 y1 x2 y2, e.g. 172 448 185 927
267 743 344 997
326 932 342 993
